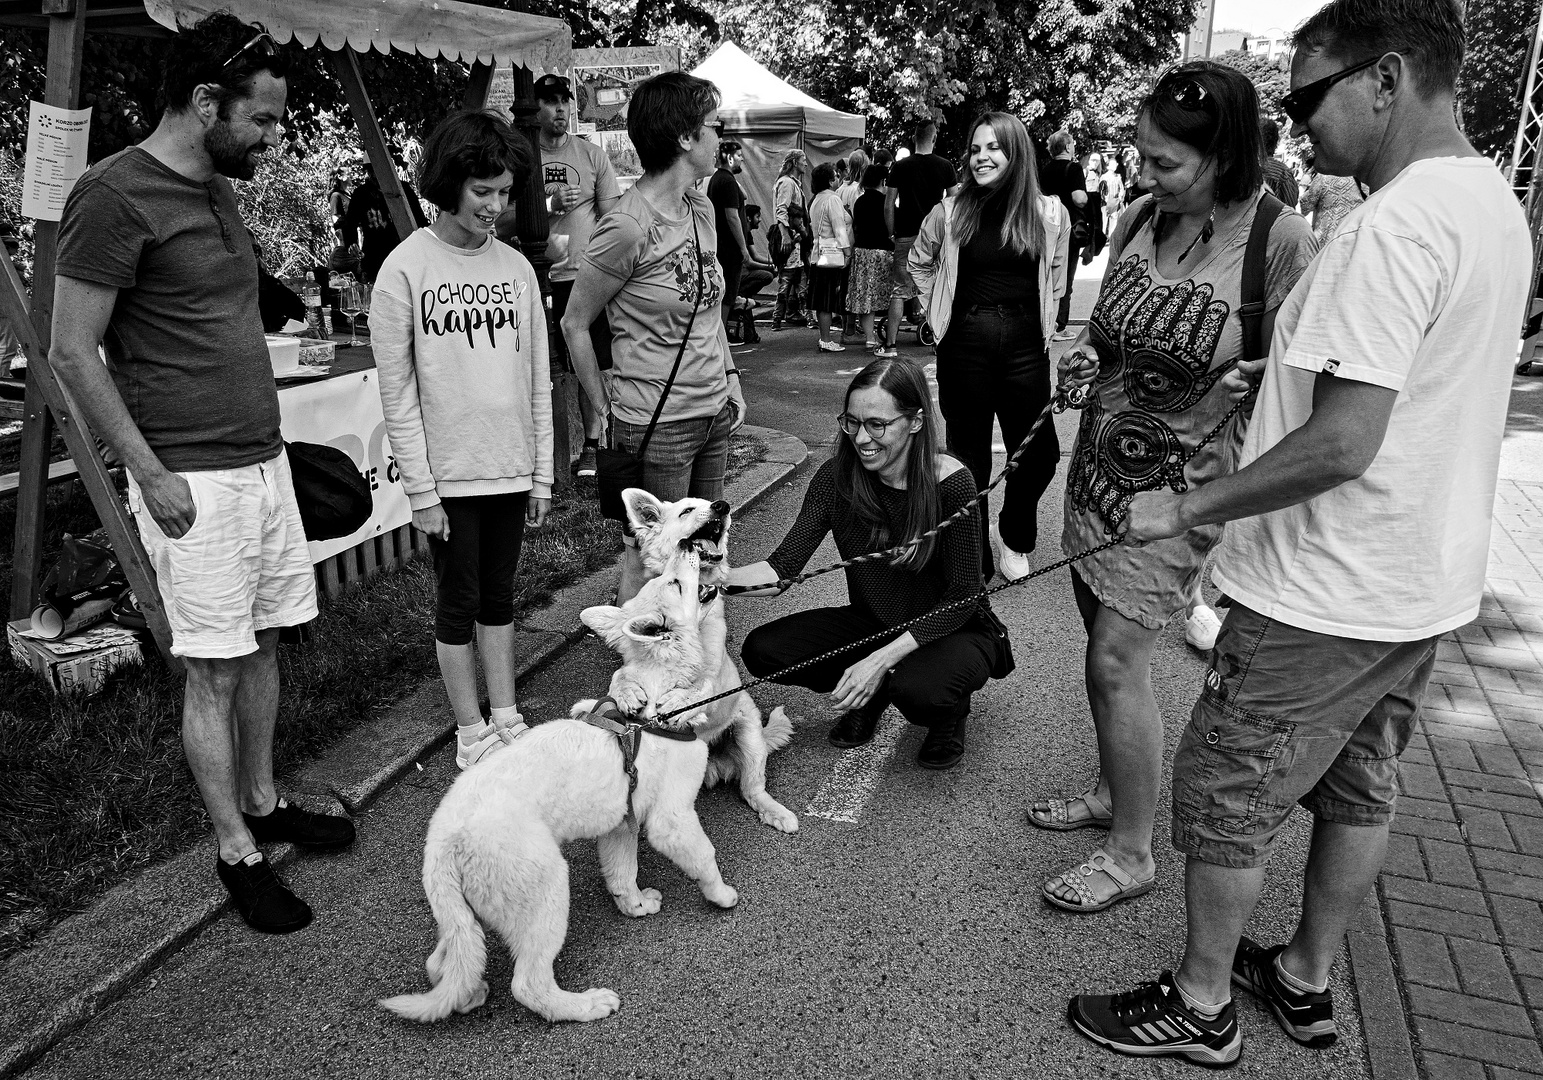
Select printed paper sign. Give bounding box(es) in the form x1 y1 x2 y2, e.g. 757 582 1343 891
21 101 92 222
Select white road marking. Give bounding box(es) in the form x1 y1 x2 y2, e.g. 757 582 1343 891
804 712 908 824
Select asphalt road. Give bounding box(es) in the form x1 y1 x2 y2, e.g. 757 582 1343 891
26 261 1375 1079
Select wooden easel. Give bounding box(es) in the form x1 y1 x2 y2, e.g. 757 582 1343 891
6 2 561 674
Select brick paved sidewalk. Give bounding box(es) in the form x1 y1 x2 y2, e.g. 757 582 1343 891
1365 472 1543 1079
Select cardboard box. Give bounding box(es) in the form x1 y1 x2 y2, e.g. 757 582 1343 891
7 619 148 695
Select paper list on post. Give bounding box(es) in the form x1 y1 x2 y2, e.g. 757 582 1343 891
22 101 92 222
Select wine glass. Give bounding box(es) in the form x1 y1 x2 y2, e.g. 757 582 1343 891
340 280 365 346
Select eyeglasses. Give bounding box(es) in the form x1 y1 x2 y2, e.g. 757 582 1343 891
838 412 915 438
1280 55 1382 124
219 28 278 78
706 121 725 137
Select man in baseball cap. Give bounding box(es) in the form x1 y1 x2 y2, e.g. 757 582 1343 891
502 71 619 478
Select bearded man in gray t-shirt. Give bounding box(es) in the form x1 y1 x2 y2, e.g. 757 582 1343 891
50 13 355 936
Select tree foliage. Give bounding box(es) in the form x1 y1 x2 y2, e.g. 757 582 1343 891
1212 48 1291 120
1461 0 1531 161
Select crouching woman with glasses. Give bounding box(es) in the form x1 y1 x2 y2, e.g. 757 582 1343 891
729 357 1013 770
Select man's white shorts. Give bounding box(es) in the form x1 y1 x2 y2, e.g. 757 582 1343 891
128 449 318 659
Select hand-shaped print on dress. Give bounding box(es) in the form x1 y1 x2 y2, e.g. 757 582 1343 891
1066 396 1189 537
1120 275 1232 413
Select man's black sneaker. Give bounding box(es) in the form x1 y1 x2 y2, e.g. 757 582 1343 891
216 853 313 934
1068 970 1242 1068
243 800 356 850
1231 937 1337 1047
917 712 967 770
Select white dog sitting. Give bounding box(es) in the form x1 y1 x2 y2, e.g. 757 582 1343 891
620 488 798 833
379 552 738 1025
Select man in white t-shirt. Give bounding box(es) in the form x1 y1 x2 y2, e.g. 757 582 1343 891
1067 0 1532 1067
497 74 620 478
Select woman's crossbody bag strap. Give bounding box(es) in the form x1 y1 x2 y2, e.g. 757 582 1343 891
633 210 705 458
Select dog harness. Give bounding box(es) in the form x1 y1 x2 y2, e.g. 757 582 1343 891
577 696 698 824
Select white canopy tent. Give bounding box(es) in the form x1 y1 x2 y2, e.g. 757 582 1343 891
142 0 571 72
691 42 865 242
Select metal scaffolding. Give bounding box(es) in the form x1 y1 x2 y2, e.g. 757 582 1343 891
1509 7 1543 369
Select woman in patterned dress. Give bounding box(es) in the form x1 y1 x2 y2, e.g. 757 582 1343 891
1028 61 1317 913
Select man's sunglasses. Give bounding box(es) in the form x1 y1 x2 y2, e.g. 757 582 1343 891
219 28 279 78
1280 55 1381 124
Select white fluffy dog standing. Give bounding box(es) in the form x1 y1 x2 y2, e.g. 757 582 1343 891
620 488 798 833
379 553 738 1025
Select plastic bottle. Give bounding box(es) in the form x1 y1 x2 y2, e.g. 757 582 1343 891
302 271 322 337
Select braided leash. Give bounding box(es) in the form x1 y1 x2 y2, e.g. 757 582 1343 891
723 380 1255 596
657 382 1259 723
657 535 1124 722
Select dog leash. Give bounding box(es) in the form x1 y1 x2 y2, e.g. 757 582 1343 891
657 383 1257 724
656 533 1126 723
722 378 1254 596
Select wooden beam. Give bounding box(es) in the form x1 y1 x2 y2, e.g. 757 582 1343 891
328 48 418 246
464 61 494 112
10 0 84 621
0 249 181 671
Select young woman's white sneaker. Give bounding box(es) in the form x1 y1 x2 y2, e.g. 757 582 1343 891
1184 604 1223 651
999 545 1032 581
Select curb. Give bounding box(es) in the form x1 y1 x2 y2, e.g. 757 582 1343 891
1347 886 1419 1079
0 425 809 1080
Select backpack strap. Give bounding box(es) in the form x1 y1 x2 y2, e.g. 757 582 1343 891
1239 192 1285 362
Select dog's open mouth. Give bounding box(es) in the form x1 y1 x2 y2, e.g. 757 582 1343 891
681 518 726 562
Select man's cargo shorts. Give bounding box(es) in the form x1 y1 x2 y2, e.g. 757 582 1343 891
1171 602 1438 868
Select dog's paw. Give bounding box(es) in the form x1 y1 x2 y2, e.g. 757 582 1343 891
702 881 739 908
612 887 662 917
575 988 622 1021
612 682 648 717
758 803 800 834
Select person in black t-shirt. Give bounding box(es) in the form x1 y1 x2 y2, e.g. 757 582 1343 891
882 119 958 352
1041 129 1088 337
908 111 1070 582
708 140 771 320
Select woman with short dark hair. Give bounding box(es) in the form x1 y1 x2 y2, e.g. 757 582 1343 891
1032 60 1317 913
372 109 551 771
732 357 1013 770
560 71 746 605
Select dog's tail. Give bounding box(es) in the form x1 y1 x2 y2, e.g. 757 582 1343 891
378 832 489 1023
704 705 795 788
762 706 794 753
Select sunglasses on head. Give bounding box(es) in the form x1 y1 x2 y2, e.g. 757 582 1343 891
219 27 279 78
1156 68 1213 111
1280 54 1382 124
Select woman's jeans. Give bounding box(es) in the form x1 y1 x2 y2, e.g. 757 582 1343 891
935 305 1060 577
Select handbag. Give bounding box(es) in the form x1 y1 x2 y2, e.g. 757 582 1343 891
596 211 705 522
285 440 373 541
814 237 847 269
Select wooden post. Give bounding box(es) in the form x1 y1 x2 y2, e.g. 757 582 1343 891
503 66 570 489
0 249 181 671
328 48 419 247
10 0 86 621
464 61 494 112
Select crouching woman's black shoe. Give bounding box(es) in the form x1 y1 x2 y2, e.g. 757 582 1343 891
828 696 886 748
917 709 968 770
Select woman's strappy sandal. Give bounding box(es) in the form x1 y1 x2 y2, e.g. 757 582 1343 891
1042 848 1156 914
1026 788 1113 832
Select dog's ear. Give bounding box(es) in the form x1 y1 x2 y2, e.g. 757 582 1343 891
580 605 627 643
622 614 673 642
622 489 666 533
